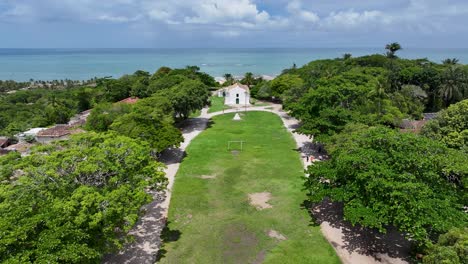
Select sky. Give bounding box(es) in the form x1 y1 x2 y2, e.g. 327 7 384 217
0 0 467 48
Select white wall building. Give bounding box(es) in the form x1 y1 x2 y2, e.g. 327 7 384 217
223 83 251 106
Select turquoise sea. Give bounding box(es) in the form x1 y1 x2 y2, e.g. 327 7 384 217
1 48 467 81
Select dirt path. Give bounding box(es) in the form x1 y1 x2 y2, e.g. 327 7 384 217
104 104 410 264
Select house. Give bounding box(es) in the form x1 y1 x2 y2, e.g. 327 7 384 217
117 97 140 104
68 109 92 126
222 83 251 106
0 137 9 148
36 125 72 143
423 113 438 121
4 142 33 156
15 128 46 142
0 137 11 155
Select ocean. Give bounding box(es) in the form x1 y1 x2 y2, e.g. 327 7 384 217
1 48 467 81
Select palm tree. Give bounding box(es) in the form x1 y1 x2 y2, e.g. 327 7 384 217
242 72 254 86
385 42 402 58
343 53 352 60
223 73 234 85
442 58 459 65
439 66 467 106
369 78 389 115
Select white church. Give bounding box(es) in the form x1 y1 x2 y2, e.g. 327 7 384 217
217 83 251 106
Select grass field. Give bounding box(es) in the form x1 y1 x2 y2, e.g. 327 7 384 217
208 96 229 113
158 112 339 264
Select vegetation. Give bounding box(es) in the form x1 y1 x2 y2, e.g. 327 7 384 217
423 227 468 264
1 45 467 262
110 96 183 153
422 99 468 152
0 133 166 263
160 112 339 263
0 66 215 262
244 44 468 259
305 125 467 245
248 45 468 141
208 96 229 113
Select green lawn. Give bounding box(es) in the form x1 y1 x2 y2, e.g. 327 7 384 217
208 96 230 113
158 112 339 264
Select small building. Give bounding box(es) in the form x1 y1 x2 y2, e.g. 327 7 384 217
117 97 140 104
5 142 33 156
0 137 9 148
36 125 72 144
15 128 46 142
0 137 11 155
423 113 438 121
68 109 92 126
223 83 251 106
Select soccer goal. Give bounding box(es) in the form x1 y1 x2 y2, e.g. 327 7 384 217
227 140 245 151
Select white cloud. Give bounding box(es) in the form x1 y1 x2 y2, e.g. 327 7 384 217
98 14 140 23
321 10 386 29
287 0 320 23
212 30 241 38
2 0 468 42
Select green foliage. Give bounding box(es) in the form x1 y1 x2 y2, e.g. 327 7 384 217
423 227 468 264
85 102 133 132
422 99 468 151
0 86 102 136
269 74 304 98
110 96 183 152
385 42 402 58
102 77 132 102
0 133 166 263
305 126 467 245
162 79 210 119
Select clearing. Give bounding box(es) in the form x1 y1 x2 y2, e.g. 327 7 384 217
158 112 339 264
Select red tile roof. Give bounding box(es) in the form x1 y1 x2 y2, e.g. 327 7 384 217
117 97 140 104
37 125 71 137
0 138 8 148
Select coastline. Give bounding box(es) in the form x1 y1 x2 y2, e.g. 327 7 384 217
1 47 468 82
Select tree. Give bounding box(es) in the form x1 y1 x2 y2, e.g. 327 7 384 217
439 66 468 106
147 74 188 95
343 53 352 60
368 78 388 116
423 227 468 264
442 58 459 65
241 72 254 86
85 102 132 132
421 99 468 151
102 77 132 102
269 74 304 98
223 73 234 85
385 42 402 58
305 126 467 245
76 89 92 112
0 133 166 263
110 96 183 153
162 80 210 119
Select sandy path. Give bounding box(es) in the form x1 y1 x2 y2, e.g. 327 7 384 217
104 104 409 264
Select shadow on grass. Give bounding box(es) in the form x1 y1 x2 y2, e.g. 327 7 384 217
155 221 182 262
301 198 413 262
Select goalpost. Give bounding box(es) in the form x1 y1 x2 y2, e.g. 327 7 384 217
227 140 245 151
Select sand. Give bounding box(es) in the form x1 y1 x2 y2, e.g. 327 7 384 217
248 192 273 210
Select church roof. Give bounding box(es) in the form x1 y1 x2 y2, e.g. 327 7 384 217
225 83 250 92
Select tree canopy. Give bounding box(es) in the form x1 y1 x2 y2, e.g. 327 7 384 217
110 96 183 152
0 133 166 263
305 125 467 245
422 99 468 152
